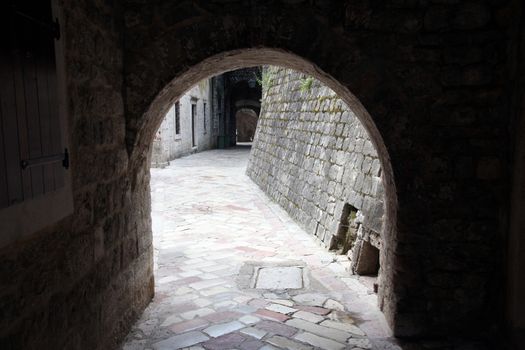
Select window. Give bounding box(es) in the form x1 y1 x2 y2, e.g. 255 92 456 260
203 102 207 133
174 101 181 135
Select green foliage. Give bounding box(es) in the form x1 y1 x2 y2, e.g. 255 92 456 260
299 76 314 93
255 70 273 89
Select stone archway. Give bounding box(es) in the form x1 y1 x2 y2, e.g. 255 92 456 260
122 1 508 340
1 2 512 349
235 108 258 142
126 48 399 333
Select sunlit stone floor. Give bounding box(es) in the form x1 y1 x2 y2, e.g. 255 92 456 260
121 147 398 350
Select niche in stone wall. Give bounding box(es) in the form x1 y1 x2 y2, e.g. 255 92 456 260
333 203 381 278
332 203 359 254
350 239 380 276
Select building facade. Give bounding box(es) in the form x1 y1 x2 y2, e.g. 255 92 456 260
151 80 216 167
151 68 262 166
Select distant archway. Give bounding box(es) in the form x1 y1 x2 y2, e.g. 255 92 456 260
235 108 258 142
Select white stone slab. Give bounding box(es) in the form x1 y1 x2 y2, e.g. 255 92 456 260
239 315 261 325
286 318 352 343
293 311 325 324
294 332 345 350
255 267 303 289
269 299 295 307
240 327 267 339
292 293 327 307
265 303 298 315
203 321 244 338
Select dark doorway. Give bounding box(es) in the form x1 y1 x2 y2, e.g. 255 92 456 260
236 108 258 143
191 103 196 147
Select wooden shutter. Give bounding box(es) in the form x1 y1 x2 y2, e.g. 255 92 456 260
0 1 66 209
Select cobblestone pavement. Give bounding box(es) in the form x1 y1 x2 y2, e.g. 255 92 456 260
121 148 399 350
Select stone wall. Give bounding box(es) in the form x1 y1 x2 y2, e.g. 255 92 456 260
0 1 519 349
151 80 215 167
0 1 153 349
508 1 525 345
246 67 384 264
123 0 515 338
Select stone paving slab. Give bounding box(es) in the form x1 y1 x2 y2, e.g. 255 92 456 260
285 318 352 343
170 318 209 333
293 311 325 324
153 331 209 350
254 320 299 338
203 321 245 338
120 149 395 350
294 332 346 350
265 303 298 315
267 335 313 350
255 308 292 322
239 315 260 325
240 326 267 339
255 267 303 289
202 332 245 350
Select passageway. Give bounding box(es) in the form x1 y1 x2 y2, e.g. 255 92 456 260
122 148 396 350
2 2 521 349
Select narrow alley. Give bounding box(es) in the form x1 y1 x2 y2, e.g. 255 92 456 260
122 148 395 350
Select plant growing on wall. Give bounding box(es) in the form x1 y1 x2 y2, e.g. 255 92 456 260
255 70 273 90
300 76 314 93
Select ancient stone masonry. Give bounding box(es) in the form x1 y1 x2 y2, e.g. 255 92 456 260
122 1 516 340
0 0 520 349
246 67 384 275
0 2 153 349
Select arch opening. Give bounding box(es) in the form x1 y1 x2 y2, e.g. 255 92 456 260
235 108 258 143
133 49 397 260
128 50 399 346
